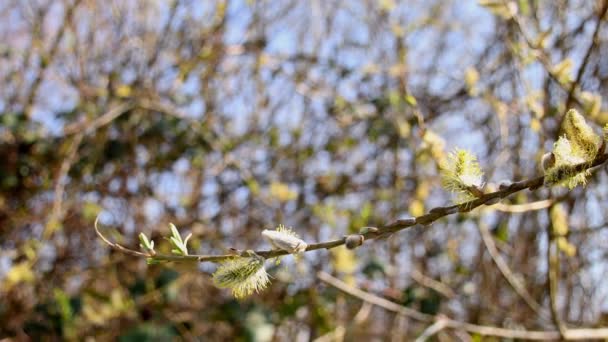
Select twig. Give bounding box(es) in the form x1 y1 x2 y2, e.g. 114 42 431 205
312 326 345 342
94 217 150 258
96 153 608 264
43 132 84 239
568 221 608 236
318 271 608 340
410 269 456 299
547 217 568 338
493 199 554 213
23 0 83 119
64 102 135 135
509 11 585 109
318 271 432 322
478 223 546 318
564 0 608 112
415 317 449 342
353 301 373 324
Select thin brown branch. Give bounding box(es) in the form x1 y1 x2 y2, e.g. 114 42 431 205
568 221 608 236
318 271 608 341
409 269 456 300
23 0 83 119
509 11 586 110
96 153 608 264
478 223 546 317
319 271 432 322
415 317 449 342
493 199 554 213
63 102 135 135
94 217 150 258
43 132 84 239
564 0 608 111
547 220 568 338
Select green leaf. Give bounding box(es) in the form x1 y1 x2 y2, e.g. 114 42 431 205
166 223 189 256
169 223 181 242
138 233 154 253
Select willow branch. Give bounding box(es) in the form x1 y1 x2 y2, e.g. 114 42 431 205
95 153 608 263
94 217 149 258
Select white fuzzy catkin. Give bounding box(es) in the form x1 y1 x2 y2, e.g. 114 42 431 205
262 226 307 254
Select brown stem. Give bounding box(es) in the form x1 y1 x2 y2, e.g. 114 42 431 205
95 153 608 264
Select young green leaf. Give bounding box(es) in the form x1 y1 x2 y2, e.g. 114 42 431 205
138 232 155 255
167 223 191 256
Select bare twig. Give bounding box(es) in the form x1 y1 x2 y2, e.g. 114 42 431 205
493 199 554 213
478 223 546 318
64 102 135 135
509 11 586 110
94 217 150 258
43 132 84 239
410 269 456 299
318 271 608 340
95 153 608 264
23 0 83 119
312 326 345 342
318 271 432 322
568 221 608 236
415 317 449 342
564 0 608 111
547 219 568 338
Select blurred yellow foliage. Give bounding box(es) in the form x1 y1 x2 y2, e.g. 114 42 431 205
82 289 134 326
409 199 425 217
3 261 35 289
115 84 132 98
269 182 298 202
331 246 357 285
552 58 573 85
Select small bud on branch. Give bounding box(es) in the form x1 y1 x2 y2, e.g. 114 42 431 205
262 225 307 254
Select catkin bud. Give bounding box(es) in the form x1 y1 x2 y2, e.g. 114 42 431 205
440 148 485 203
359 226 378 234
541 152 556 172
213 253 270 299
345 234 364 249
262 225 307 254
498 180 512 191
563 109 601 159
